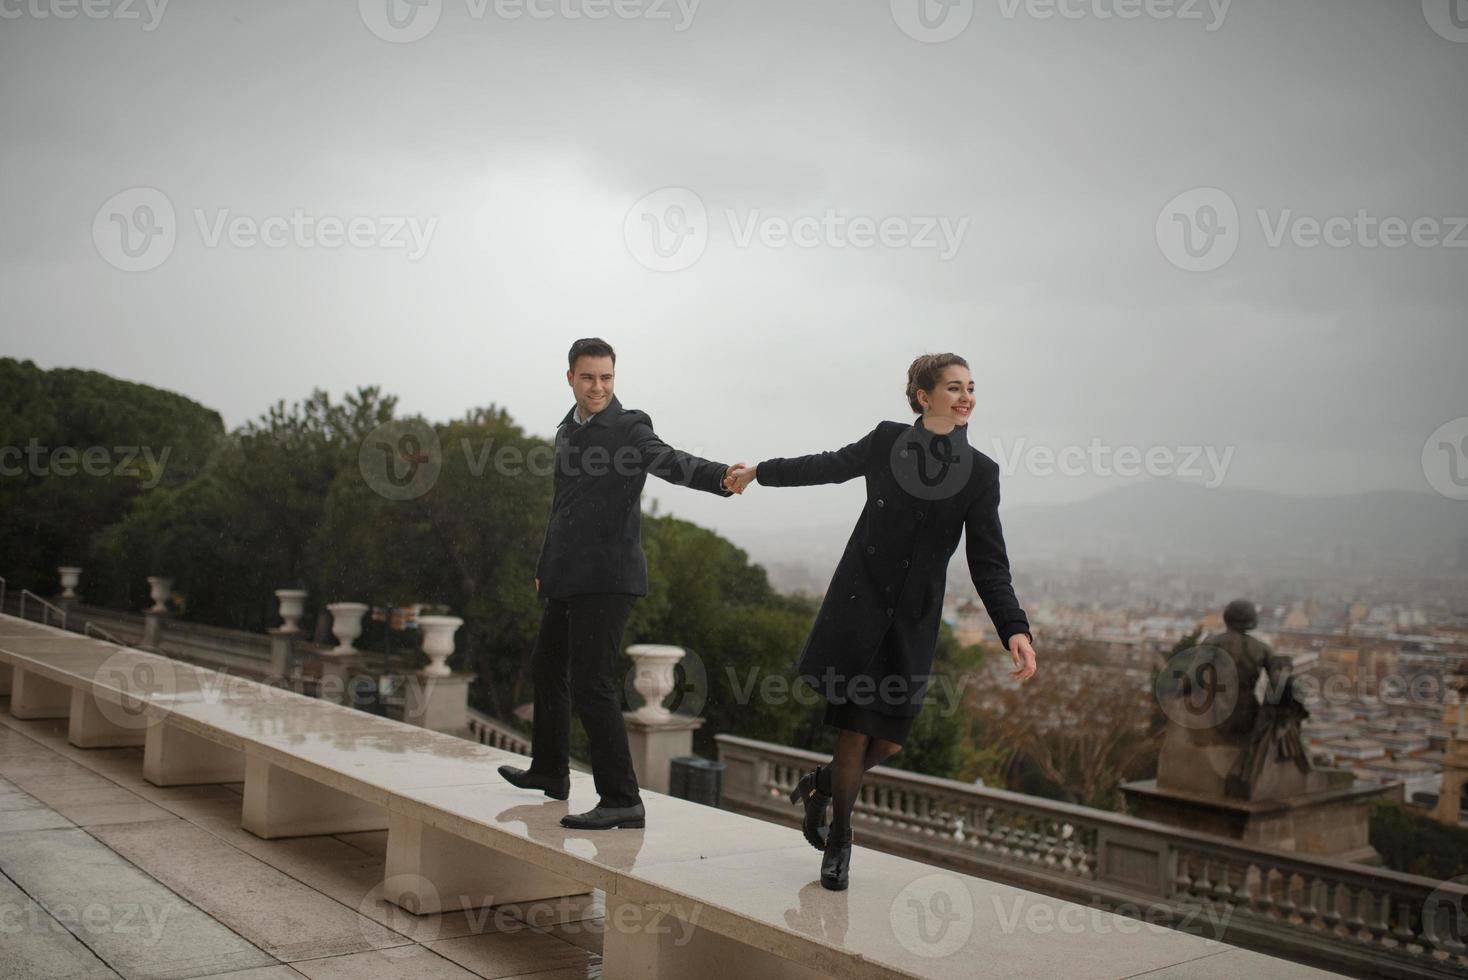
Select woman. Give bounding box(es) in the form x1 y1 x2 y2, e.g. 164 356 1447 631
724 353 1038 891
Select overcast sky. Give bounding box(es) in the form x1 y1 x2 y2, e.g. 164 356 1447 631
2 0 1465 548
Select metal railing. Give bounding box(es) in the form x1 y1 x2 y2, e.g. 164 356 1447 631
716 733 1468 980
83 621 124 646
18 590 66 630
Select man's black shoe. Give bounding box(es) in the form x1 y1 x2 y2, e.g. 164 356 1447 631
560 802 645 830
498 765 570 801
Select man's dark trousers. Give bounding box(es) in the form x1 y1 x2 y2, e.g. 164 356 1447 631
528 592 640 809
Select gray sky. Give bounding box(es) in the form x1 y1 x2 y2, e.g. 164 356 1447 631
2 0 1465 550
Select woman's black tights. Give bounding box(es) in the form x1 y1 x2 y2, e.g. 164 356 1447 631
815 729 902 840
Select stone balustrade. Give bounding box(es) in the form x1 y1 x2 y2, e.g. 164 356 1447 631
716 733 1468 979
0 613 1351 980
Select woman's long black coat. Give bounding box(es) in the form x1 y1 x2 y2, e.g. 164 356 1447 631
756 417 1031 717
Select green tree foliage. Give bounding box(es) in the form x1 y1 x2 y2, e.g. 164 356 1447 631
0 357 223 605
93 386 396 628
7 366 1011 782
1368 798 1468 879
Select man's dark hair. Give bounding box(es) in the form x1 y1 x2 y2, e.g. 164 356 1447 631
568 338 616 371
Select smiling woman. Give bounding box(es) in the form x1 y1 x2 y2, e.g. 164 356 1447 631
723 352 1037 891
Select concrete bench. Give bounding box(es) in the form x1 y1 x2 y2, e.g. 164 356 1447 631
0 614 1345 979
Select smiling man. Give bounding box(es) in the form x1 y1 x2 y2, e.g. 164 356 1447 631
498 337 740 830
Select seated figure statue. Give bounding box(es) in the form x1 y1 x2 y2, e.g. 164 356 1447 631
1158 599 1314 801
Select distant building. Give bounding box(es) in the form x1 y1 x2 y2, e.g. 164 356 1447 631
1357 757 1441 799
1317 737 1387 763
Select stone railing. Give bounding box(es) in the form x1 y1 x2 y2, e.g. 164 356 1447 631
716 733 1468 980
59 602 326 685
465 706 532 755
465 707 593 774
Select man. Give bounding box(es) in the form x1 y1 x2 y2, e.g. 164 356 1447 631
498 338 740 829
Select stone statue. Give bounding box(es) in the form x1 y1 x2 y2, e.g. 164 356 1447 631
1129 599 1385 860
1157 599 1315 801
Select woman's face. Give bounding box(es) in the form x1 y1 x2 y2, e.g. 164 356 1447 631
919 365 975 424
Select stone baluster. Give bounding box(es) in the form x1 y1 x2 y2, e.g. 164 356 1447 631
142 575 172 650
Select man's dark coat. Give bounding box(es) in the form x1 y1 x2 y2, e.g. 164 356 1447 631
535 394 734 599
756 416 1031 715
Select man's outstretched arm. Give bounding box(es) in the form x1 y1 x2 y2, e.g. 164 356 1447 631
628 412 735 497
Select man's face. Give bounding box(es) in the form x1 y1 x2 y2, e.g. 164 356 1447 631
567 355 614 417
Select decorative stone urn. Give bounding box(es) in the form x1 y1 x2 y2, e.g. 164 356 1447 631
417 615 463 677
273 589 308 634
626 644 687 723
146 576 172 613
57 566 82 599
326 602 369 655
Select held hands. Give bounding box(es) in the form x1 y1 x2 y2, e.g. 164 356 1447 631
1008 633 1038 681
723 462 757 494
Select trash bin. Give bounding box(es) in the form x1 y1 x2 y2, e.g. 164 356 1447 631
669 756 725 807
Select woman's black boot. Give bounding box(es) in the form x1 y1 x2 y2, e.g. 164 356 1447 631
820 828 852 891
788 766 830 851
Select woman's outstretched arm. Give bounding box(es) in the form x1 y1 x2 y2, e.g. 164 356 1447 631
740 424 880 489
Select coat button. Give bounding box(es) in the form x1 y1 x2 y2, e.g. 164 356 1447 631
865 545 875 555
916 511 925 521
876 498 885 508
886 607 894 616
901 559 910 568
